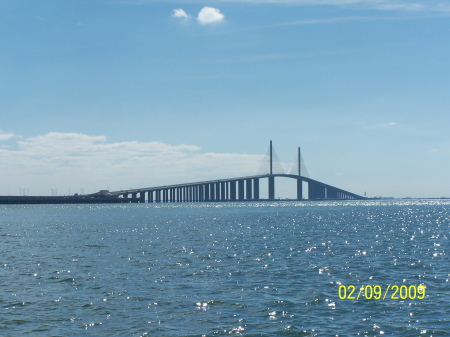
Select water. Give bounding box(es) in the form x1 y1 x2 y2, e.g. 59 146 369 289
1 200 449 336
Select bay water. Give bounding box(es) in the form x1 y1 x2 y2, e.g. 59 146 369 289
1 200 449 336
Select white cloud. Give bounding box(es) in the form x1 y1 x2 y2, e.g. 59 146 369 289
172 8 190 19
172 7 226 25
0 132 15 141
197 6 225 25
0 132 263 195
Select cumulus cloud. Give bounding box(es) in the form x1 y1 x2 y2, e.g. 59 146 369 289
172 6 226 25
172 8 190 19
197 6 225 25
0 132 15 141
0 132 263 195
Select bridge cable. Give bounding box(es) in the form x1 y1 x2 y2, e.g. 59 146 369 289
257 144 285 175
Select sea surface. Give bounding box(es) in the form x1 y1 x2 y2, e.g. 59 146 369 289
1 200 449 336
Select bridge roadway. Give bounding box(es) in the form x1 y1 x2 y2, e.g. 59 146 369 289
111 173 365 203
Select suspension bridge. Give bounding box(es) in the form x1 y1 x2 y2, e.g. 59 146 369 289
112 141 365 203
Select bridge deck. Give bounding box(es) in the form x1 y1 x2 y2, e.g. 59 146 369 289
111 174 365 202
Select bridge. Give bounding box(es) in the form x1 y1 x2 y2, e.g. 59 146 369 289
112 141 365 203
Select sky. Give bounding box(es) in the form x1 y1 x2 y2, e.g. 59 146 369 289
1 0 449 198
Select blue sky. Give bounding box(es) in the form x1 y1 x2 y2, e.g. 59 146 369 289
1 0 449 198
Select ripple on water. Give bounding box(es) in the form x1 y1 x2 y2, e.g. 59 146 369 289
0 200 448 336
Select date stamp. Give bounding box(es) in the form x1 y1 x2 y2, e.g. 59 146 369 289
338 284 426 300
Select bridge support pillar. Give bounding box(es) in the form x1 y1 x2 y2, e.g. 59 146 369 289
203 184 208 201
246 179 252 200
308 183 316 200
225 181 229 201
309 182 326 200
214 182 220 201
198 185 202 202
268 176 275 200
210 183 215 201
230 180 236 201
327 187 337 199
297 179 303 200
221 182 226 201
238 180 245 201
253 178 259 200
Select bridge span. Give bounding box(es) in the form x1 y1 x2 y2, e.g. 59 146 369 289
113 173 364 203
111 142 365 203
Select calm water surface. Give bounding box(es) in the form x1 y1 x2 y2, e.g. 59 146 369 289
1 200 449 336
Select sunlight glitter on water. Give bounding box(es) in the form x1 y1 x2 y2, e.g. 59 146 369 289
0 200 448 336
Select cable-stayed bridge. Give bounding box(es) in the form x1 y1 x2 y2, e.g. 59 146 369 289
112 141 365 203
